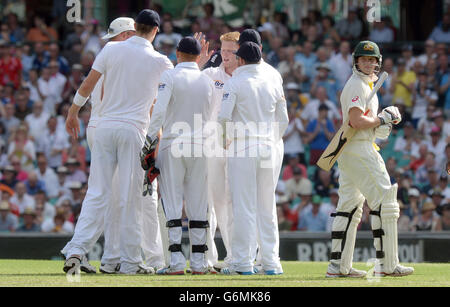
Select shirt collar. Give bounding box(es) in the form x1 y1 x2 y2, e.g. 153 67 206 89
233 63 260 76
176 62 199 70
127 36 154 50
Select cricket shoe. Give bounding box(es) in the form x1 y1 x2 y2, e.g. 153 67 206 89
186 266 217 275
325 262 367 278
374 264 414 277
119 264 154 275
99 263 121 274
220 267 254 275
213 262 227 273
63 255 81 274
80 256 97 274
156 266 185 275
254 267 284 275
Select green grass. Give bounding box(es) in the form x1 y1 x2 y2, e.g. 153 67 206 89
0 260 449 287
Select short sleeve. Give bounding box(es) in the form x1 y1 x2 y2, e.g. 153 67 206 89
91 44 112 74
341 82 365 117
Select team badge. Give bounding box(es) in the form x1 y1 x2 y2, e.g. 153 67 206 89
158 83 166 90
214 80 224 89
363 44 374 51
352 96 359 103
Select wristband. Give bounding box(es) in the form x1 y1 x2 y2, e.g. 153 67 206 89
377 116 385 126
73 91 88 107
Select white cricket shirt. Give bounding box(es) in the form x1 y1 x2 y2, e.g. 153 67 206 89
91 36 173 131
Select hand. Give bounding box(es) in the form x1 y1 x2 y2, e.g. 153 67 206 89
194 32 214 68
374 123 392 140
143 167 160 196
378 106 402 125
140 135 159 170
65 113 80 139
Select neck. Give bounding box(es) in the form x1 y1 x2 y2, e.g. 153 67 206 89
137 32 156 44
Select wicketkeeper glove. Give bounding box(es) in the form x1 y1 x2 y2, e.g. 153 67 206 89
143 166 160 196
374 123 392 140
378 106 402 126
140 135 159 170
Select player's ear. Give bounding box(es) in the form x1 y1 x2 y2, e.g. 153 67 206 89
134 22 137 31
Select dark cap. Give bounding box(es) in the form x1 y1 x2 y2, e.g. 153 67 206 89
136 9 160 28
176 37 201 55
234 41 262 63
238 29 261 46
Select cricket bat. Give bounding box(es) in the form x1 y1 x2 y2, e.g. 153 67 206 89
316 72 388 171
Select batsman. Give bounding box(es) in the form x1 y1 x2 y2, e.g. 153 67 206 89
325 41 414 277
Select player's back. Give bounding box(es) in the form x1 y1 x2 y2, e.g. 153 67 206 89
161 62 213 140
92 36 172 130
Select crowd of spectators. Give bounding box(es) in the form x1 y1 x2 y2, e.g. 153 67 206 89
0 3 449 234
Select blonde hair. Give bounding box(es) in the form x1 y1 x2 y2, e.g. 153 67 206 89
220 31 240 43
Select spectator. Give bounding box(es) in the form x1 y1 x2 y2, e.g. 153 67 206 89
321 16 340 43
80 51 95 76
62 64 84 103
298 195 328 231
81 19 104 56
359 203 372 231
278 47 306 86
284 83 309 111
417 39 437 66
266 36 283 68
412 70 438 126
47 43 70 75
26 16 58 43
271 11 290 42
41 207 73 234
311 63 339 105
157 37 177 65
425 126 446 163
409 143 428 172
13 91 31 120
406 187 421 218
304 103 336 165
282 106 307 165
31 42 50 73
369 19 394 43
25 69 42 102
412 202 439 231
417 105 436 140
435 203 450 231
65 158 87 184
285 167 313 202
55 166 71 198
282 154 308 180
401 44 416 71
62 38 82 67
25 101 50 144
35 154 59 199
437 144 450 178
8 125 36 172
64 21 85 51
62 136 86 172
301 86 341 126
392 58 416 109
398 201 412 232
24 171 46 196
322 38 337 59
324 188 339 231
277 204 293 231
34 189 55 224
16 207 40 232
1 103 20 137
335 7 362 41
37 66 59 115
438 175 450 200
6 13 24 43
428 12 450 43
48 60 67 110
36 116 69 169
294 41 317 86
314 168 338 198
0 43 22 89
440 67 450 118
0 200 18 232
0 165 18 188
394 122 417 161
305 24 322 50
415 152 438 187
10 181 35 214
56 197 74 224
329 41 352 90
197 3 222 41
154 20 182 50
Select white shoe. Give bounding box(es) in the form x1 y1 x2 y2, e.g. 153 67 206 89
374 264 414 277
326 262 367 278
220 267 254 275
80 256 96 274
156 266 185 275
99 263 121 274
119 264 154 275
63 255 81 274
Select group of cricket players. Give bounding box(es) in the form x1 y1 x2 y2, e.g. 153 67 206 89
61 9 414 278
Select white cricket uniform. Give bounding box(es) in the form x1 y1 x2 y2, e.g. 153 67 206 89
331 68 399 274
61 36 173 273
218 63 289 273
202 64 233 267
147 62 214 272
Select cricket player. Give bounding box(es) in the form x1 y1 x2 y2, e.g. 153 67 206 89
142 37 214 275
326 41 414 277
201 31 240 271
62 9 173 275
83 17 166 274
218 42 289 275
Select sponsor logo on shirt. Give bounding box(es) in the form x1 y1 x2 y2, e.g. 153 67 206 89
352 96 359 103
158 83 166 91
223 93 229 100
214 80 224 89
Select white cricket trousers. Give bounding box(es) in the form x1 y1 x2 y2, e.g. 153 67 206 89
85 125 165 268
156 140 209 271
227 143 281 273
62 121 145 272
206 155 233 266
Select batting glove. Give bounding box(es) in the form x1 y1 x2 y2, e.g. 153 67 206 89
378 106 402 126
143 166 160 196
374 123 392 140
140 135 159 170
